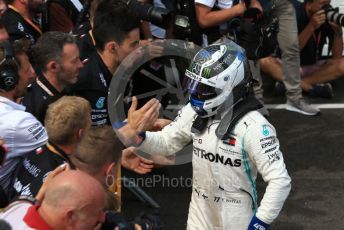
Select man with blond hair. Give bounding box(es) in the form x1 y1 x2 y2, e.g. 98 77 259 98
71 125 123 210
1 170 106 229
8 96 92 200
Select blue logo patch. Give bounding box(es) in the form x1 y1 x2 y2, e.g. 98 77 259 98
262 125 269 136
236 51 244 61
96 97 106 109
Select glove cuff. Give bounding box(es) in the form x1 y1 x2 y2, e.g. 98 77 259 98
247 215 270 230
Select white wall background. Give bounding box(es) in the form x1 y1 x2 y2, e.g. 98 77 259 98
331 0 344 12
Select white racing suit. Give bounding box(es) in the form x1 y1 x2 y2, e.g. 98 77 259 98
140 104 291 230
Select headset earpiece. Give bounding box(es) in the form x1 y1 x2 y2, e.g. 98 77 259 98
0 41 19 92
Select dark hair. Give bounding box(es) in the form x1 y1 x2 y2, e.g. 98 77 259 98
12 38 32 67
71 125 123 175
0 18 4 29
93 0 140 51
5 0 14 5
32 31 76 71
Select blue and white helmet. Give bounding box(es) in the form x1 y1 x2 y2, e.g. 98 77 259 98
184 41 250 118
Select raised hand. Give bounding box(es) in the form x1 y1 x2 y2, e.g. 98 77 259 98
128 96 161 133
310 10 326 30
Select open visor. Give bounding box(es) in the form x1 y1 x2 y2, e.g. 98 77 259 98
183 77 222 100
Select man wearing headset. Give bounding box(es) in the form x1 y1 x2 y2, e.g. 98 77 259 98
0 40 47 207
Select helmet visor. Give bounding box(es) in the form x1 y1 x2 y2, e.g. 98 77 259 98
183 77 222 100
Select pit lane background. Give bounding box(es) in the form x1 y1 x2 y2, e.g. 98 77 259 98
121 75 344 230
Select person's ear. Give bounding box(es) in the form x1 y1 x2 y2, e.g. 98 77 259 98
106 162 116 176
47 61 60 73
105 41 119 54
77 128 84 140
66 209 75 226
20 0 28 5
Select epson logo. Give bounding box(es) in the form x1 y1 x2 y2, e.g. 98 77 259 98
261 139 276 149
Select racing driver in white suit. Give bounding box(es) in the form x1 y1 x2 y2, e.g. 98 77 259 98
119 40 291 230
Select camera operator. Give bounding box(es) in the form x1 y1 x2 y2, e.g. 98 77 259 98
194 0 320 116
260 0 344 99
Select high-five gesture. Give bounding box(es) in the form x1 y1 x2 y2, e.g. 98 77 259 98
128 96 161 133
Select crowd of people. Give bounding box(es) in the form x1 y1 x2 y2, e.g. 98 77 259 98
0 0 342 229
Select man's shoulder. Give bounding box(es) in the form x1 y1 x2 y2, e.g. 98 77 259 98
23 82 49 101
2 110 47 142
234 111 273 134
2 9 25 38
1 8 37 42
2 7 22 22
24 145 65 167
0 104 38 124
0 200 32 218
12 145 64 197
2 7 39 35
0 201 33 230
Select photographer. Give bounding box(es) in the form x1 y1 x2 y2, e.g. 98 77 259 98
194 0 320 116
260 0 344 98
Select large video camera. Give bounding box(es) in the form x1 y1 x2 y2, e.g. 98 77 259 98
124 0 173 29
323 5 344 27
101 210 164 230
